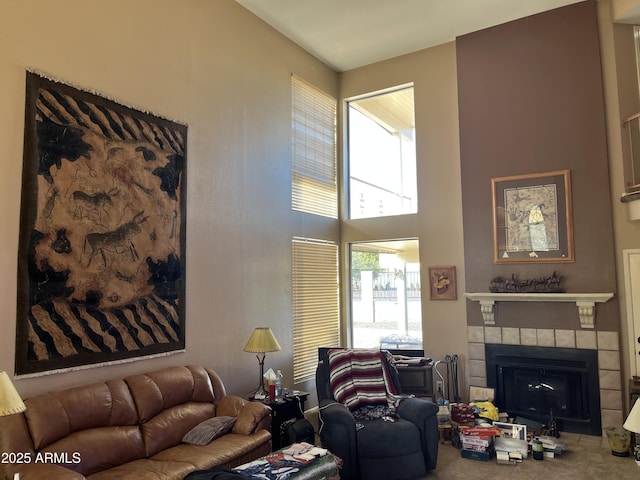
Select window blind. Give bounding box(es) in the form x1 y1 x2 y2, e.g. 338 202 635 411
292 75 338 218
292 237 340 382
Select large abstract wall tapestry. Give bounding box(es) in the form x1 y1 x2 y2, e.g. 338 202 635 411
16 72 187 375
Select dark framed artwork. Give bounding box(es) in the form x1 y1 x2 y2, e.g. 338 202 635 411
15 71 187 375
492 170 574 264
428 266 457 300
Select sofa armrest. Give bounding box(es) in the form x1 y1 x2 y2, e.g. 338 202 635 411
2 462 86 480
396 397 439 470
318 400 356 430
317 400 358 480
217 395 272 435
396 396 438 421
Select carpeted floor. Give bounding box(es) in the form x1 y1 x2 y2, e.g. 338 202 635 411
424 433 639 480
306 410 639 479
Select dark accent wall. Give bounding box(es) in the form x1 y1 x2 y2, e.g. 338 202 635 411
457 0 619 330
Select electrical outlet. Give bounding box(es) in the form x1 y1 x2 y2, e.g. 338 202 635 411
436 380 444 392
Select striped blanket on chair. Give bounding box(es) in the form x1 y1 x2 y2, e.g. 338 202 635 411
327 349 398 411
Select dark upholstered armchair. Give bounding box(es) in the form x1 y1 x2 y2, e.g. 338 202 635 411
316 348 439 480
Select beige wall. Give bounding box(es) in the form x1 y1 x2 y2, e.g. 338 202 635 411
611 0 640 20
0 0 337 398
340 43 468 383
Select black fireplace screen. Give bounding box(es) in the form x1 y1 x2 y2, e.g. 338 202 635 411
503 366 585 418
486 344 601 435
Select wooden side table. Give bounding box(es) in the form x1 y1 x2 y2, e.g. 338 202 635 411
249 390 309 450
438 423 453 444
396 363 434 400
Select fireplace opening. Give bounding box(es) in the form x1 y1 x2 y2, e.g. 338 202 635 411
485 344 601 435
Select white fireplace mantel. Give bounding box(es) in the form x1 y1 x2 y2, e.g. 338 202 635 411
464 292 614 329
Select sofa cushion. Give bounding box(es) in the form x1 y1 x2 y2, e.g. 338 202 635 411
44 425 146 476
2 461 86 480
24 379 139 449
183 416 237 445
0 411 35 457
140 402 217 457
152 430 273 470
125 365 216 423
87 458 196 480
357 418 422 457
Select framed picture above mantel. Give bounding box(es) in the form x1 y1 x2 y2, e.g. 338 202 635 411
491 169 574 264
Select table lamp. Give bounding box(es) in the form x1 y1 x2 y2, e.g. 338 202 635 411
624 398 640 464
0 371 26 417
243 327 281 399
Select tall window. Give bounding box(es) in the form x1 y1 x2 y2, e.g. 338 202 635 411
348 85 417 219
624 26 640 193
292 238 340 382
292 75 338 218
350 239 422 350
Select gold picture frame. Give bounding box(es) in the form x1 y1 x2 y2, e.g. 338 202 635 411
428 266 457 300
492 169 574 264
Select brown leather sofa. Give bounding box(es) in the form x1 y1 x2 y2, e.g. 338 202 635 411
0 365 272 479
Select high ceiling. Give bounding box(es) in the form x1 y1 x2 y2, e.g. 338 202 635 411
234 0 585 72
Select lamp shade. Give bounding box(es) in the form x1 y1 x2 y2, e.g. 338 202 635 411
624 398 640 434
243 327 281 353
0 371 26 416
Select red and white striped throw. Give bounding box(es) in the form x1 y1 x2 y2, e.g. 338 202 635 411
328 349 398 411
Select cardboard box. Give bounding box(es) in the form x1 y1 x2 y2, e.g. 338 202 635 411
496 450 522 465
494 436 529 459
461 436 492 447
461 443 490 452
458 426 501 436
495 451 512 465
451 403 475 424
461 446 494 462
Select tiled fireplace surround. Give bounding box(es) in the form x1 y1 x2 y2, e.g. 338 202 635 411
467 326 623 434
